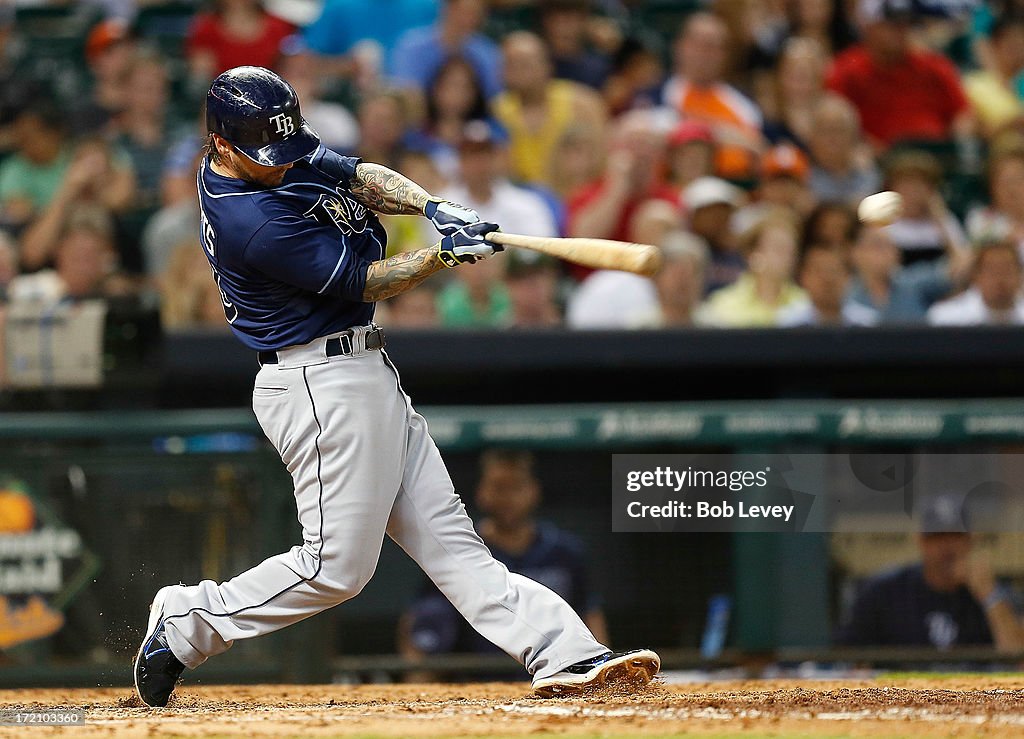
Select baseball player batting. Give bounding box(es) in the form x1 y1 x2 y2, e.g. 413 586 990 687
133 67 660 707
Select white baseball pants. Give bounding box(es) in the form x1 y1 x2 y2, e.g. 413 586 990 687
160 326 607 679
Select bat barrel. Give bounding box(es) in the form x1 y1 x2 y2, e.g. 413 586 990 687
486 233 662 277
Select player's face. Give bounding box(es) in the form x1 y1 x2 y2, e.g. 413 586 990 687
232 151 294 187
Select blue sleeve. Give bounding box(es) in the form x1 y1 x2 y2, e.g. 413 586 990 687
244 215 369 302
307 146 361 189
389 31 429 87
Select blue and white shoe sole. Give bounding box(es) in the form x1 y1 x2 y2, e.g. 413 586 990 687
532 649 661 697
133 585 175 706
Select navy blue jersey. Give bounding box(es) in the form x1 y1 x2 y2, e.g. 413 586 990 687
197 146 387 351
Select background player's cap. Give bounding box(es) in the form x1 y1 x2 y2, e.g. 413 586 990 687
206 66 321 167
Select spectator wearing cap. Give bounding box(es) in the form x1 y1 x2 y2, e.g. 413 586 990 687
538 0 612 91
74 19 136 136
682 176 745 293
493 31 606 188
807 94 882 206
701 208 806 327
884 150 968 266
759 37 828 150
505 252 562 328
567 112 678 272
662 12 766 179
390 0 502 99
848 223 967 323
779 242 878 326
186 0 296 83
441 120 558 239
928 240 1024 325
965 147 1024 255
836 494 1024 652
666 120 716 195
734 143 814 236
827 0 973 149
964 15 1024 139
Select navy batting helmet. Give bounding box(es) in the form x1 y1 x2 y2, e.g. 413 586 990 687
206 66 320 167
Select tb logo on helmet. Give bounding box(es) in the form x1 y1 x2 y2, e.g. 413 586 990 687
270 113 296 137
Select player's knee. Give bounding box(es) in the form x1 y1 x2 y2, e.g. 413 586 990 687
314 560 377 603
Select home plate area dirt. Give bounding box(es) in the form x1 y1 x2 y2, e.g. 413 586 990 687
1 677 1023 737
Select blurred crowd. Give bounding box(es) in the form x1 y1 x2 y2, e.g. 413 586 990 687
3 0 1024 332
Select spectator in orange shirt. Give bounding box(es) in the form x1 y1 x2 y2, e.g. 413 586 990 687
661 12 766 179
826 0 973 150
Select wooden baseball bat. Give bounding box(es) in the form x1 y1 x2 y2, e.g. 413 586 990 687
485 232 662 277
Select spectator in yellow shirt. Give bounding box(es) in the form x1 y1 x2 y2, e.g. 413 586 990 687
701 208 806 327
493 31 606 187
964 16 1024 139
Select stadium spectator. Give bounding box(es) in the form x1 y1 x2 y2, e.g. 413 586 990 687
111 51 180 211
602 36 665 116
390 0 503 99
302 0 438 80
965 147 1024 251
827 0 972 149
398 449 608 665
186 0 295 82
630 230 710 328
8 222 122 305
807 94 882 206
666 120 716 195
963 15 1024 139
159 239 231 330
779 242 878 326
409 56 492 181
848 222 967 323
0 231 17 300
505 252 562 328
801 200 859 250
382 284 441 329
493 31 606 188
682 176 745 294
0 102 72 234
734 143 814 235
436 248 510 327
547 124 605 202
441 120 558 238
538 0 611 90
355 90 414 171
883 150 968 265
759 37 828 149
701 209 806 327
73 18 136 135
567 112 676 253
276 37 359 154
662 12 766 179
143 150 203 277
928 240 1024 325
18 138 135 273
788 0 858 58
836 495 1024 652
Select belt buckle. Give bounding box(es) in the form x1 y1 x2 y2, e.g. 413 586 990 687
367 327 385 351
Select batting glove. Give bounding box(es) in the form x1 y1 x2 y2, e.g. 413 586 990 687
437 222 502 267
425 198 480 237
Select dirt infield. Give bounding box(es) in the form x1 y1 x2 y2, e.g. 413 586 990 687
1 677 1023 737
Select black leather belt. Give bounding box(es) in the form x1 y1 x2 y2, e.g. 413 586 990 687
258 327 386 366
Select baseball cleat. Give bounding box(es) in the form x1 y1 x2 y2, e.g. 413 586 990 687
531 648 661 697
134 586 185 708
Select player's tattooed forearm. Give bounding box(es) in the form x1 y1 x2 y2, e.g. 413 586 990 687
350 163 431 216
363 247 444 302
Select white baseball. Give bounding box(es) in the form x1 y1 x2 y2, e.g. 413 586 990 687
857 191 904 225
